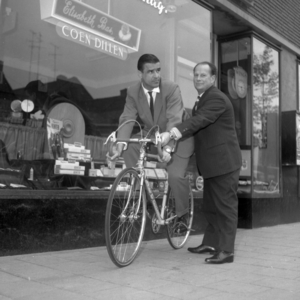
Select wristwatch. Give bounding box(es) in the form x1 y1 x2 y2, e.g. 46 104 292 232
168 130 176 140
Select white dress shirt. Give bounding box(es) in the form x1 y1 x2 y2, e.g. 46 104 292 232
142 84 160 106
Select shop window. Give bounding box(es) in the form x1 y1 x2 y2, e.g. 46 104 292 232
252 37 280 197
0 0 211 193
219 34 280 197
220 37 251 146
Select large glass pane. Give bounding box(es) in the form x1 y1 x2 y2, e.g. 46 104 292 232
220 38 251 146
176 7 211 113
252 38 280 196
219 37 252 195
0 0 211 191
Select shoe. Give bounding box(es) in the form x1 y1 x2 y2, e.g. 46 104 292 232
205 251 234 264
173 214 190 234
187 244 216 254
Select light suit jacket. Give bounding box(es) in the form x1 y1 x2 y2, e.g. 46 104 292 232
118 79 194 158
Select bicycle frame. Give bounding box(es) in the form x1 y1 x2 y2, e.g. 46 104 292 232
144 175 175 225
105 122 194 267
105 125 177 226
129 140 177 226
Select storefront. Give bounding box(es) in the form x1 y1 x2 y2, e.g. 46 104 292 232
1 0 300 255
0 0 212 255
0 0 211 194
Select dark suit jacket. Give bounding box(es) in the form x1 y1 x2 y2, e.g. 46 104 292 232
176 85 242 178
118 79 194 158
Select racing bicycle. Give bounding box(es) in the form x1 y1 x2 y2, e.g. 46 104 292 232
104 122 194 268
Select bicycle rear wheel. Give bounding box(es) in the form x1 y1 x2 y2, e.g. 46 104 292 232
105 168 146 267
166 184 194 249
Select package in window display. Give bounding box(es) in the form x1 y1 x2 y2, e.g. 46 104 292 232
54 164 85 171
54 168 85 175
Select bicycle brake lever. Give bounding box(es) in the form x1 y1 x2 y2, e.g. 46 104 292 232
155 131 161 145
104 131 117 145
155 132 164 159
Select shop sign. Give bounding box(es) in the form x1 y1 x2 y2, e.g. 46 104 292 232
40 0 141 53
56 22 128 60
139 0 167 14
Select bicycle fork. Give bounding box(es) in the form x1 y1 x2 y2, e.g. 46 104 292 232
119 173 142 223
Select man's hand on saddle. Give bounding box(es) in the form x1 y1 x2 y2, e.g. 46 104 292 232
158 146 171 163
160 132 171 147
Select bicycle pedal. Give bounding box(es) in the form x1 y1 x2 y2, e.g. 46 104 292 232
173 222 195 234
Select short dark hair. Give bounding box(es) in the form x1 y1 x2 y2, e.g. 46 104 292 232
193 61 217 77
137 54 160 71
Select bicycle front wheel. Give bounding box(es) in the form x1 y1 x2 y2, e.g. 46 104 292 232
105 168 147 267
166 184 194 249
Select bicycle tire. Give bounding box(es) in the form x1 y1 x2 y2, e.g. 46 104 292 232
105 168 147 267
166 184 194 249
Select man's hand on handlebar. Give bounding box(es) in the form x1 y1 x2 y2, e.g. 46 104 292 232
106 143 124 168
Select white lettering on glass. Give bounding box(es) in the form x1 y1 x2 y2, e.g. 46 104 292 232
140 0 167 14
97 17 113 35
63 0 96 29
60 24 126 60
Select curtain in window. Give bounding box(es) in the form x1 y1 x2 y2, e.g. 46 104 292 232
0 123 46 160
84 135 108 161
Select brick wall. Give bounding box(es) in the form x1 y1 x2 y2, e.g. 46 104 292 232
230 0 300 48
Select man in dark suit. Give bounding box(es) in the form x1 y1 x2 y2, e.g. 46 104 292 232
161 62 242 264
107 54 194 223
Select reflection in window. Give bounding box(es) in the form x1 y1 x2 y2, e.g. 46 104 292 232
220 37 251 146
220 35 280 197
0 0 211 191
252 38 280 196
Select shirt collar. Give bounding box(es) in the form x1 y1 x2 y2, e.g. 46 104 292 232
142 83 160 95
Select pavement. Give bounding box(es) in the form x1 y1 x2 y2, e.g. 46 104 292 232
0 223 300 300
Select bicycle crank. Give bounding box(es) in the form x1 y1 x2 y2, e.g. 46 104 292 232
151 213 163 234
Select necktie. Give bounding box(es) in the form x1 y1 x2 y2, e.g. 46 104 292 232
194 96 201 111
148 91 154 119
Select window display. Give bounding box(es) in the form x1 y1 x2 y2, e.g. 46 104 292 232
219 35 280 197
0 0 211 192
220 37 251 146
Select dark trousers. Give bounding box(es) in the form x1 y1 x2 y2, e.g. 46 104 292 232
122 142 190 217
202 168 240 253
